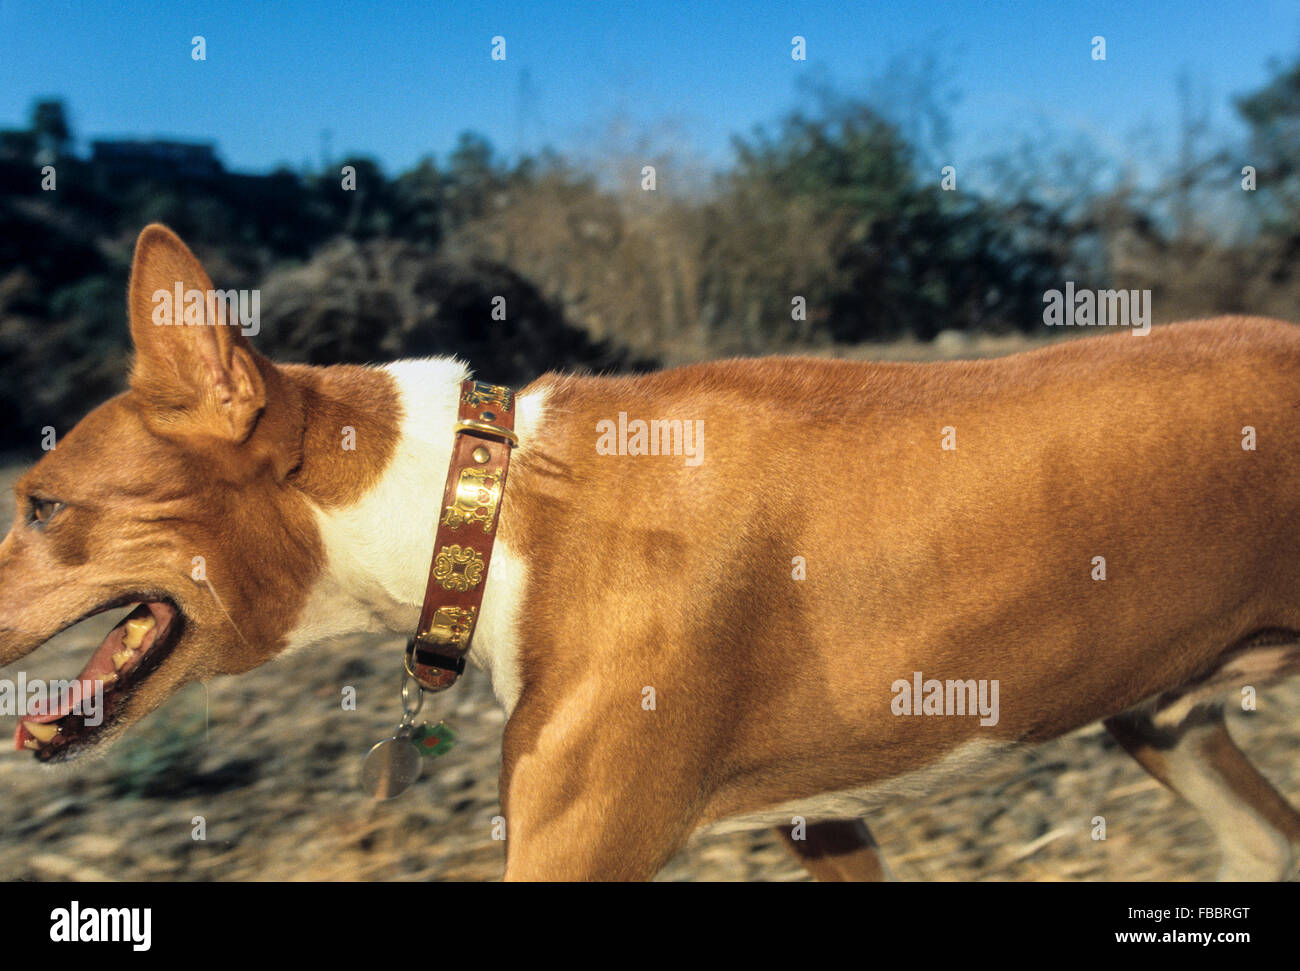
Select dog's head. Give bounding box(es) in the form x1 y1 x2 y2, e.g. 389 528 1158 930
0 224 395 761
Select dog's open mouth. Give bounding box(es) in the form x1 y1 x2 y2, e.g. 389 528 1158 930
13 599 184 761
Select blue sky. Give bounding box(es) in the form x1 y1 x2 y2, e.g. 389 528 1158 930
1 0 1298 181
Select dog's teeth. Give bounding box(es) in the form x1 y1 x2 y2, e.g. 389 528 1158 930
112 649 135 670
121 614 155 651
22 739 40 751
100 672 118 687
25 721 58 742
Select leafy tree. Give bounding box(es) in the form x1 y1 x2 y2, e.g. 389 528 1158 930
391 158 445 245
445 132 501 229
1237 59 1300 234
724 97 1061 341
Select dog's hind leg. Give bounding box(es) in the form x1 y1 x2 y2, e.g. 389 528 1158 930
1105 702 1300 881
777 818 894 881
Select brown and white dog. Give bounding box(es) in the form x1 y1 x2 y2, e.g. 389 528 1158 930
3 224 1300 881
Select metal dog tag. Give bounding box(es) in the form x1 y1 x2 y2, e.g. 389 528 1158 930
359 674 426 800
360 732 422 799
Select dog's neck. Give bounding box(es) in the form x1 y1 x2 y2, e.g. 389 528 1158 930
283 357 535 713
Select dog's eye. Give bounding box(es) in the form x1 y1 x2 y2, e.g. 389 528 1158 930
27 498 64 527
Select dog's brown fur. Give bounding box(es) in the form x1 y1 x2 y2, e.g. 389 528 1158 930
493 323 1300 877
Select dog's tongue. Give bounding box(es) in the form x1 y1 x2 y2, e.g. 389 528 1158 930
21 679 87 723
77 610 144 683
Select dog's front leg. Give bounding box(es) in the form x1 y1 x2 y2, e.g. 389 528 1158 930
497 689 702 881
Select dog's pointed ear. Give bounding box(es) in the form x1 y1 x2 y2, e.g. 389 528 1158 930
127 224 266 443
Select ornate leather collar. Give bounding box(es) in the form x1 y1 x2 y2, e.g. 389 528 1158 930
405 379 517 692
